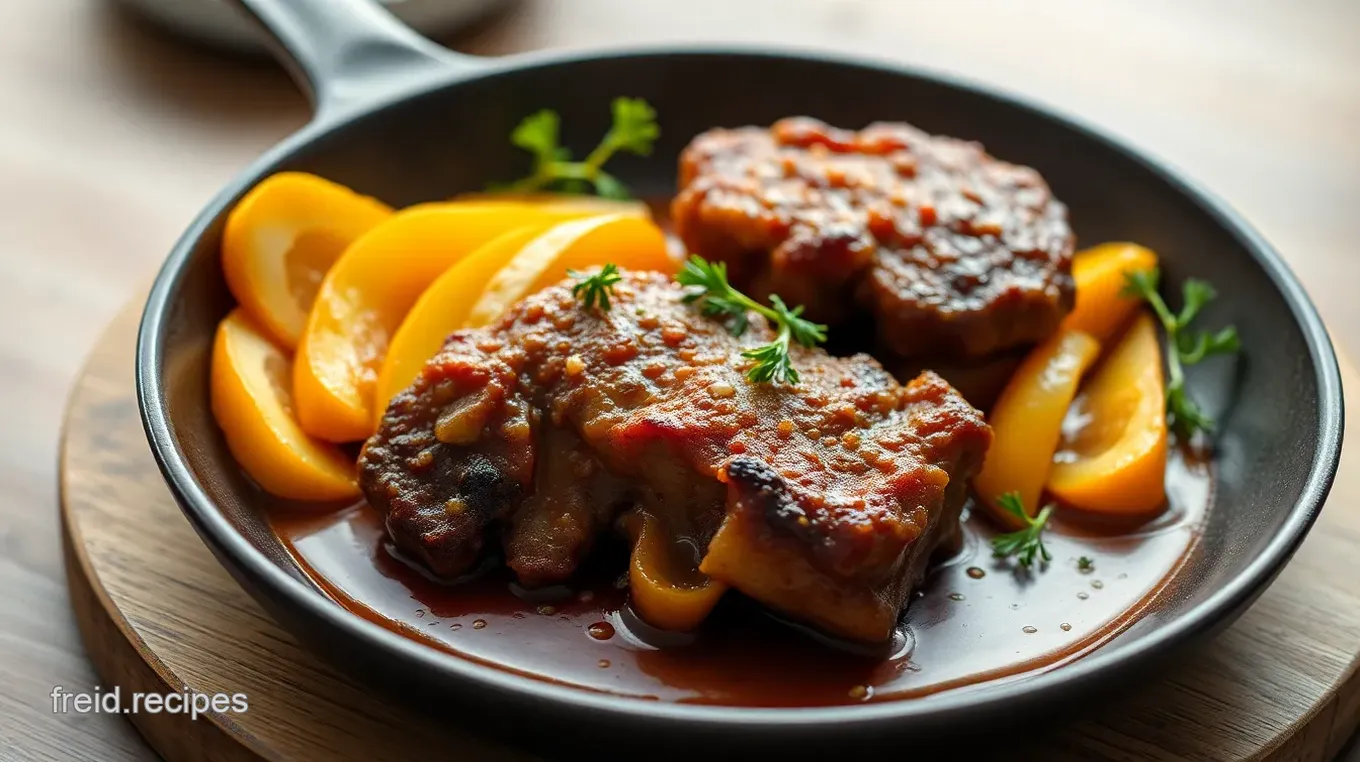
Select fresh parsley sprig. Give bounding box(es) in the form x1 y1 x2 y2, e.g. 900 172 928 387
569 263 623 311
499 98 659 199
991 492 1054 569
1122 268 1240 439
676 255 827 385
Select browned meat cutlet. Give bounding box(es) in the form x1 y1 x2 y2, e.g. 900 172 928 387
672 117 1076 360
359 271 992 642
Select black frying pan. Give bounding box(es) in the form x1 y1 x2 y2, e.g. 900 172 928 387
136 0 1344 757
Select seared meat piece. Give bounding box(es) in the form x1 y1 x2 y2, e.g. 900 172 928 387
359 271 991 642
884 348 1030 413
672 117 1075 359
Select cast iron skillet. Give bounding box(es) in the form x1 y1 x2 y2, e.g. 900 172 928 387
137 0 1344 756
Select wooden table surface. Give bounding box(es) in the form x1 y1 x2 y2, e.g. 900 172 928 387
1 0 1356 759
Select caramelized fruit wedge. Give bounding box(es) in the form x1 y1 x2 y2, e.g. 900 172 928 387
210 309 359 502
1060 242 1159 343
1048 312 1168 513
222 172 393 349
465 214 675 328
294 202 623 442
623 512 728 632
374 224 550 417
973 329 1101 527
453 191 651 219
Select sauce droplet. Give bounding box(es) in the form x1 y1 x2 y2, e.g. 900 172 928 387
472 619 488 629
598 659 611 669
904 662 922 672
587 622 615 641
450 623 462 631
1022 626 1038 634
1091 580 1104 590
889 627 916 660
537 604 557 616
1077 592 1089 600
1117 573 1128 580
966 567 986 579
848 684 872 700
1060 623 1072 632
948 593 965 602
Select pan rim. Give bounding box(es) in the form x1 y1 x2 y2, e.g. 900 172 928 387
136 44 1344 731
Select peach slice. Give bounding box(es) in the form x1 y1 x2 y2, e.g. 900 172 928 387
375 214 676 418
374 224 549 417
294 201 636 442
1060 242 1160 344
210 309 359 502
222 172 393 349
973 329 1102 526
453 191 651 219
1048 312 1168 513
623 512 728 632
465 214 674 328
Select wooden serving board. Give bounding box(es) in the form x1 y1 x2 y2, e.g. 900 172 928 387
61 304 1360 761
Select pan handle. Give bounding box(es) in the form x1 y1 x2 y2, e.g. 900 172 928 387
225 0 488 120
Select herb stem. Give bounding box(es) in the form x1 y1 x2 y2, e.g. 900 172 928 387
990 492 1054 570
495 98 658 200
675 255 827 385
1122 268 1239 439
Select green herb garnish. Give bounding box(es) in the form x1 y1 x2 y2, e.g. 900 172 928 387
1122 268 1240 439
569 263 623 311
676 255 828 385
1077 556 1095 573
499 98 659 199
991 492 1054 569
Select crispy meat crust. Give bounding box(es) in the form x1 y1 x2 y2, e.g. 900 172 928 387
672 117 1075 359
359 272 991 641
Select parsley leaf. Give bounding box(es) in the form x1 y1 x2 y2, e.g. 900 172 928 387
569 263 623 311
676 255 828 385
1122 268 1241 439
497 97 659 199
991 492 1054 569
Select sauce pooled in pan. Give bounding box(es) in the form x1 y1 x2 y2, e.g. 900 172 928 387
270 448 1208 706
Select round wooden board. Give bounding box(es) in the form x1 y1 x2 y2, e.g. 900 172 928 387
62 303 1360 762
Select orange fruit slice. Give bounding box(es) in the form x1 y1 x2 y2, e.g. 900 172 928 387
374 224 549 416
210 309 359 502
624 512 727 632
1048 312 1168 513
375 214 676 418
1060 242 1159 344
453 191 651 219
973 329 1102 526
222 172 392 349
294 201 645 442
465 214 673 327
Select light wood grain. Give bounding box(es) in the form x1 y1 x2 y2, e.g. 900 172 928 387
59 303 1360 761
2 0 1358 759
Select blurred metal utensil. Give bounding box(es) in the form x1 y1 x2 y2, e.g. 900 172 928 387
112 0 508 53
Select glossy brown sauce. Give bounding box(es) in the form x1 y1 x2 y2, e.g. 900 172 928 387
270 201 1208 706
271 448 1209 707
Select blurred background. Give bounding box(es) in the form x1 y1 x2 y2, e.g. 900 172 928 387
1 0 1355 758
